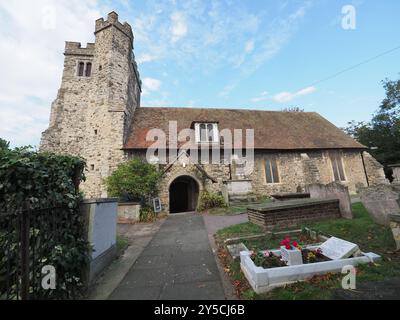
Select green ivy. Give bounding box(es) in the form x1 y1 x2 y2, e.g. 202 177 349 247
0 148 89 299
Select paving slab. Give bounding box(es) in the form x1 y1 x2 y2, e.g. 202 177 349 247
109 213 226 300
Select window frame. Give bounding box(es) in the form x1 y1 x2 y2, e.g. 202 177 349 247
329 152 347 182
76 61 93 77
194 123 219 144
264 157 280 184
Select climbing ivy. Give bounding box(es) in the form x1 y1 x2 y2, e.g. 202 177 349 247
0 148 90 299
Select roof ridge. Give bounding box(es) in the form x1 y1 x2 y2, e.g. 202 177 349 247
139 106 317 113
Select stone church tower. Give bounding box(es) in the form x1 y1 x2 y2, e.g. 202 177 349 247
40 12 141 197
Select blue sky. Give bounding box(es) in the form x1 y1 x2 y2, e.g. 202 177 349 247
0 0 399 147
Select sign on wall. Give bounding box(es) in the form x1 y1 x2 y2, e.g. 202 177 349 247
153 198 162 213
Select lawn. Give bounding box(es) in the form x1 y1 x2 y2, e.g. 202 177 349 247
215 202 400 300
206 197 272 216
116 235 130 257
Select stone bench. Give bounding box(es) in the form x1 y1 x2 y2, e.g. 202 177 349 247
247 198 341 230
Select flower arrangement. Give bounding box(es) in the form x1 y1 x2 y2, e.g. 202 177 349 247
280 237 303 265
280 237 302 250
249 250 287 268
302 247 329 263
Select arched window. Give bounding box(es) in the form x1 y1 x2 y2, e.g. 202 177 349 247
207 124 214 142
78 62 85 77
200 123 207 142
85 62 92 77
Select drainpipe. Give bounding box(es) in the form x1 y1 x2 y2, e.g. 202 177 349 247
361 151 370 187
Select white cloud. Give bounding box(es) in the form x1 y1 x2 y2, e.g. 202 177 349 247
170 11 187 43
245 40 255 54
251 91 269 102
142 77 161 96
218 82 238 97
0 0 111 147
137 53 157 64
273 86 317 103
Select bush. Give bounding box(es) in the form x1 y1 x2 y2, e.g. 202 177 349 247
139 206 157 223
0 148 89 299
197 190 227 212
105 159 161 203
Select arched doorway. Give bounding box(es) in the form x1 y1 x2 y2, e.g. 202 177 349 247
169 176 200 214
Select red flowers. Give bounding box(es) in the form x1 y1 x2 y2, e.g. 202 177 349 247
280 237 300 250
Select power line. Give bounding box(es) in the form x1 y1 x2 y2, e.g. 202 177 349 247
304 44 400 88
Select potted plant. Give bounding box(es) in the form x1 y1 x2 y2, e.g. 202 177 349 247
280 238 303 265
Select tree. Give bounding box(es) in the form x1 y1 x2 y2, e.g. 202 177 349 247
282 106 304 112
104 159 161 203
344 76 400 180
0 138 10 151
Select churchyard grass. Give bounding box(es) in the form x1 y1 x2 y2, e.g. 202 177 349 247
206 198 272 216
116 235 130 256
215 202 400 300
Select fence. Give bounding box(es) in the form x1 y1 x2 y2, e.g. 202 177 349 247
0 205 86 300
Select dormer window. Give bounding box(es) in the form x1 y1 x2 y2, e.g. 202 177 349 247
195 123 219 143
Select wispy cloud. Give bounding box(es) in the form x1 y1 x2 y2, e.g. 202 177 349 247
272 86 317 103
142 78 162 96
170 11 188 43
251 86 317 103
251 91 269 102
0 0 112 147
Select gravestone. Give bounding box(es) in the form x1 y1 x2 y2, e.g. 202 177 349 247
389 214 400 251
388 164 400 184
307 182 353 219
227 243 249 260
319 237 360 260
359 184 400 226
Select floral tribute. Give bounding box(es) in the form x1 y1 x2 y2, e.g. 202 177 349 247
249 237 331 269
280 237 301 250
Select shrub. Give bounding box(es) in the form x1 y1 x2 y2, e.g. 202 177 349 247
105 159 161 204
139 206 157 223
197 190 227 212
0 148 89 300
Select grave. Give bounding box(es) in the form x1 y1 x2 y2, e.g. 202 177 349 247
389 214 400 251
271 193 310 201
307 182 353 219
359 184 400 226
388 164 400 184
319 237 361 260
247 198 340 230
240 236 380 294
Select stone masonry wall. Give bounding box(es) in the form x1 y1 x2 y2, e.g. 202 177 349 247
128 148 373 212
363 151 387 185
40 12 141 198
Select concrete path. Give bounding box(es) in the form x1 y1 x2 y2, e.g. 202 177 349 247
109 213 226 300
89 219 165 300
203 213 249 238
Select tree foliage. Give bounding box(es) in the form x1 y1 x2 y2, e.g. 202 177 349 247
105 159 161 203
0 138 9 152
344 77 400 166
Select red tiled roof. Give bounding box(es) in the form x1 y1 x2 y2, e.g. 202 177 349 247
123 107 366 150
